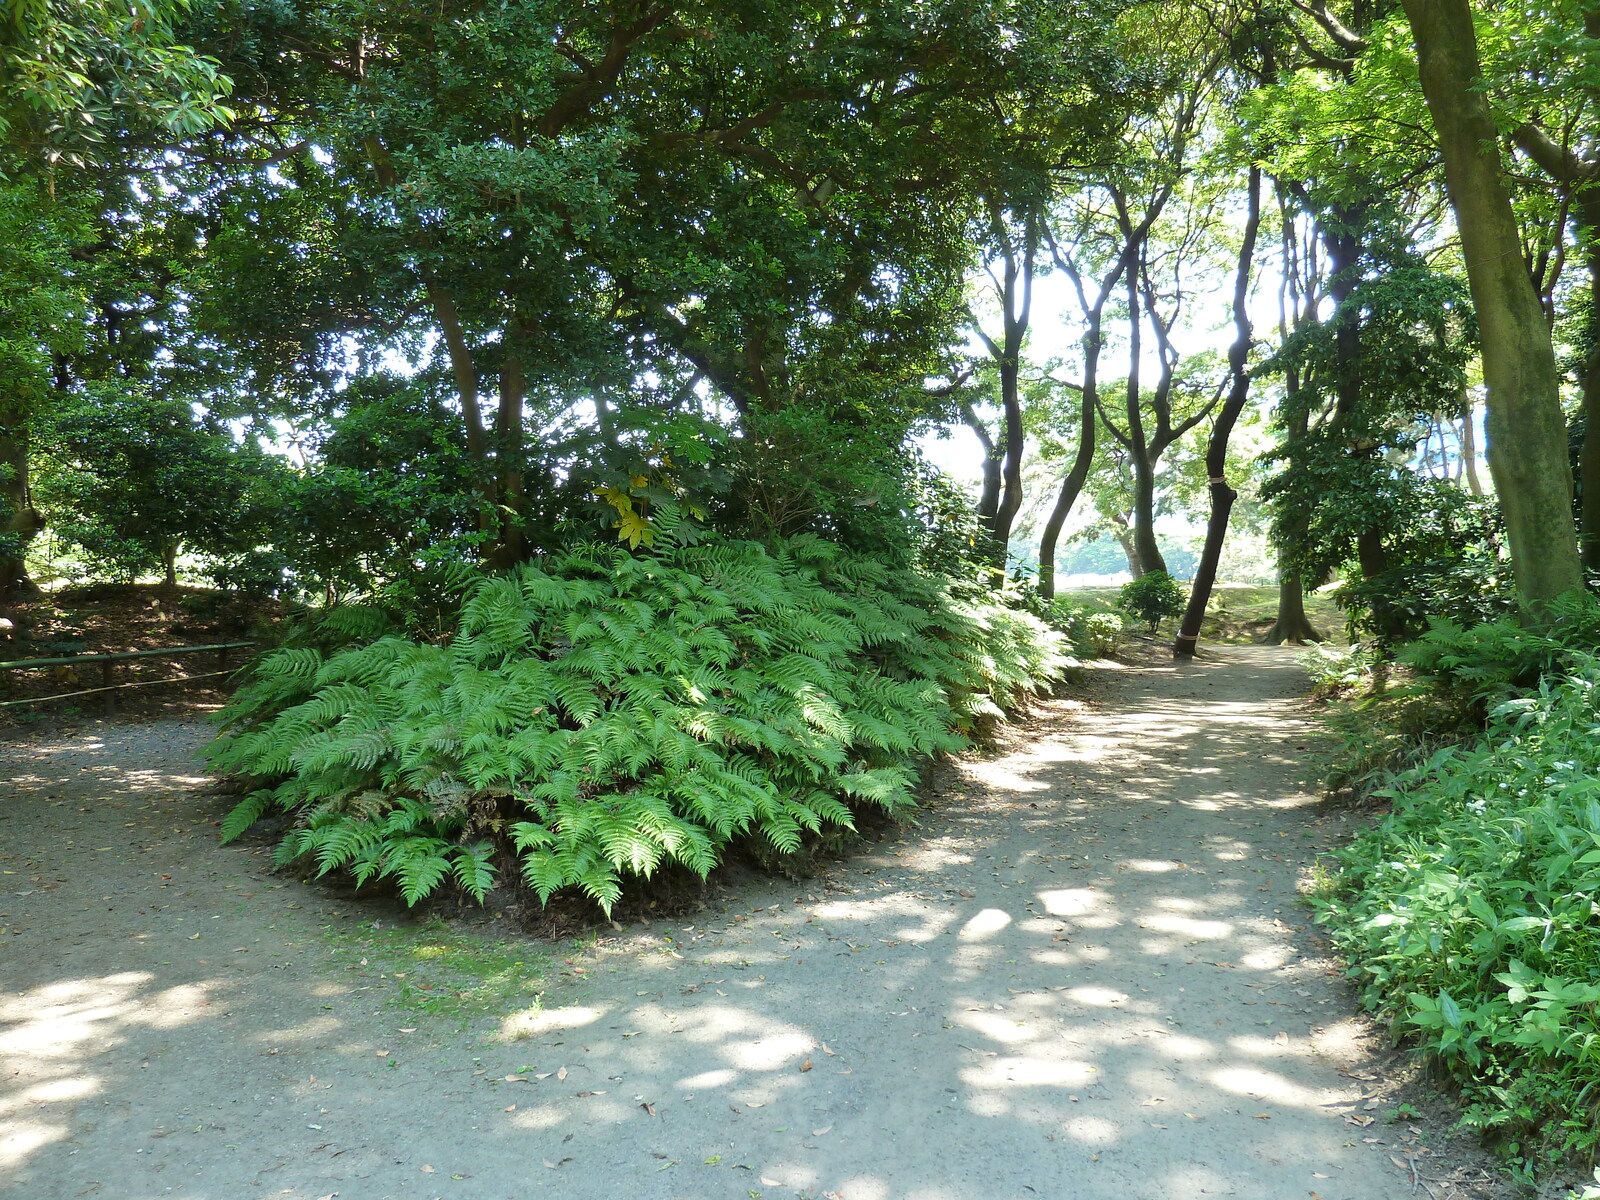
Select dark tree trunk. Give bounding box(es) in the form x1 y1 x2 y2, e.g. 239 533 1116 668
1403 0 1583 607
1265 573 1323 644
1120 266 1168 578
1579 198 1600 573
962 402 1003 527
974 210 1038 569
0 406 42 602
485 320 530 568
1175 167 1263 660
1037 381 1096 600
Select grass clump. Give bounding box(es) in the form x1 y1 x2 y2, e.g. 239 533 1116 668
325 916 555 1023
1315 656 1600 1170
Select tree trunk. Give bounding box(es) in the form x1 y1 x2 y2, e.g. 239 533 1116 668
962 402 1003 527
1579 198 1600 573
1175 167 1262 660
485 321 530 569
1403 0 1583 607
162 543 178 590
1265 573 1322 644
1121 266 1167 577
1459 391 1485 496
0 405 42 602
978 210 1038 568
1112 519 1143 578
1130 449 1166 577
1037 367 1099 600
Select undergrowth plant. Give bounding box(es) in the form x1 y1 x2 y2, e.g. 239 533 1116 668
1118 570 1186 632
1315 658 1600 1168
208 527 1070 913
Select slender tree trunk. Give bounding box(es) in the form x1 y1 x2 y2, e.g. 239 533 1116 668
1579 199 1600 573
1038 355 1100 600
0 406 42 601
1265 573 1322 644
486 321 530 568
962 402 1003 527
1121 267 1167 577
1403 0 1583 607
978 210 1038 568
1175 167 1263 660
1459 391 1485 496
162 544 178 590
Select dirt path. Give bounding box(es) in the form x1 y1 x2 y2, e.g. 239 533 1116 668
1 646 1482 1199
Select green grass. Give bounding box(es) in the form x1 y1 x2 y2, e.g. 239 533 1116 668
322 916 561 1024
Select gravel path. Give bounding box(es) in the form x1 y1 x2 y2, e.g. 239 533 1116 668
2 645 1450 1199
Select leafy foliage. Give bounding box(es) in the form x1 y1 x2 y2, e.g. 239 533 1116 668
1315 657 1600 1167
208 528 1069 913
1397 592 1600 709
1082 612 1124 658
1118 569 1186 631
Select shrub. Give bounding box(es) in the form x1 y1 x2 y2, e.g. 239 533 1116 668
208 529 1071 913
1397 591 1600 711
1315 658 1600 1168
1298 642 1378 698
1118 569 1186 632
1082 612 1124 658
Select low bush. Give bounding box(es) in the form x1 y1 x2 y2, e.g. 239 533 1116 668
1298 642 1379 698
1314 658 1600 1169
1398 591 1600 711
208 528 1071 913
1119 570 1186 632
1082 612 1124 658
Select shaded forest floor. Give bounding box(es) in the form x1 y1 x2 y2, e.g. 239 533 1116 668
0 645 1532 1200
0 584 279 722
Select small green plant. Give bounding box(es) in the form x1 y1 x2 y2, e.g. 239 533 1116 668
1118 570 1186 632
1298 642 1378 697
1082 611 1124 658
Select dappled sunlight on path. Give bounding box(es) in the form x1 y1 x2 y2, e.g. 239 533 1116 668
478 646 1412 1199
0 649 1419 1199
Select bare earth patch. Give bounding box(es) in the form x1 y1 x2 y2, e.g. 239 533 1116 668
1 645 1520 1199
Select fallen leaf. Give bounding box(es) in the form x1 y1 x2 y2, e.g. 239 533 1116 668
574 1090 606 1097
503 1105 516 1112
399 1027 417 1033
641 1102 657 1117
811 1126 832 1136
375 1051 389 1058
420 1165 436 1174
504 1075 527 1082
761 1178 782 1187
1255 1113 1272 1120
557 1067 568 1081
799 1059 813 1073
821 1043 836 1056
745 1101 764 1108
1274 1031 1290 1046
705 1155 723 1165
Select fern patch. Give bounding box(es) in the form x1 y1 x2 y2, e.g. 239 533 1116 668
208 531 1071 913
